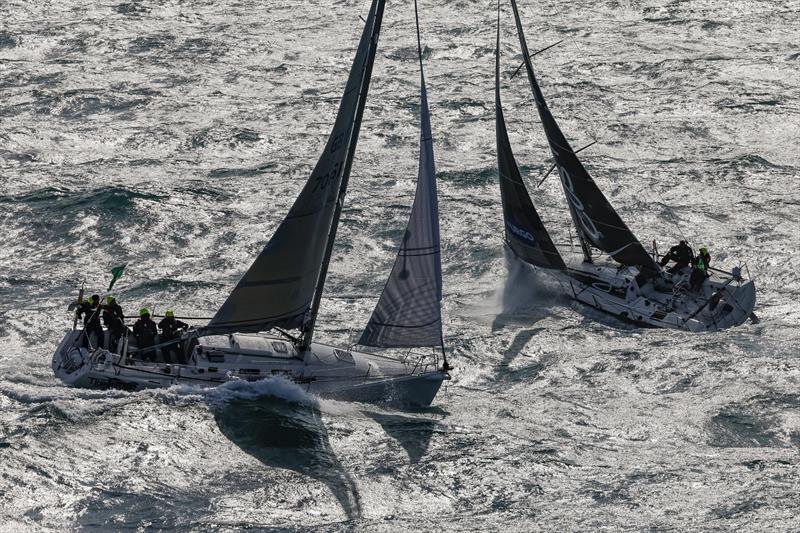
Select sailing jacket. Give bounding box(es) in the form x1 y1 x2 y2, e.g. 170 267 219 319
78 302 102 328
132 317 158 345
158 317 188 340
693 251 711 275
102 302 126 331
666 243 693 266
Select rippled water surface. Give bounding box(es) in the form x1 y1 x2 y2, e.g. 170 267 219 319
2 0 799 530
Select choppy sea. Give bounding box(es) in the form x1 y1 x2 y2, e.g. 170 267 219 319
2 0 799 530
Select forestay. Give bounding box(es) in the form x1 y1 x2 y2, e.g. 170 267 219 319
509 0 660 275
205 0 385 334
495 4 565 270
358 4 443 348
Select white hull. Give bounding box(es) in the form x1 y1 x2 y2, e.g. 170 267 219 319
540 260 755 332
52 331 448 407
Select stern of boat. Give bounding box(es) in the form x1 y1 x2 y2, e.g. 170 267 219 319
712 279 756 329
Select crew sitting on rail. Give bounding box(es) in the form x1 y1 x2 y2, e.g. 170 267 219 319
132 308 158 361
77 294 104 349
102 295 127 350
659 240 694 274
690 246 711 291
159 310 189 364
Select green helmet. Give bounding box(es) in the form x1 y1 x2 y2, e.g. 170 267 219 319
139 307 150 317
700 246 708 254
165 309 175 318
106 295 116 304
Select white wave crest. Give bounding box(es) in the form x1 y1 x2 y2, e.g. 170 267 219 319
164 376 317 408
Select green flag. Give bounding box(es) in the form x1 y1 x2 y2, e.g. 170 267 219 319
107 264 126 291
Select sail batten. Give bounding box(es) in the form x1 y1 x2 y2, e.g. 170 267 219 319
358 2 443 349
508 0 660 275
205 0 386 335
495 1 565 271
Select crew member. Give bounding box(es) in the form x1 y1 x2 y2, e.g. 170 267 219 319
158 309 189 364
77 294 104 349
102 295 127 350
690 246 712 291
132 308 158 361
659 240 694 274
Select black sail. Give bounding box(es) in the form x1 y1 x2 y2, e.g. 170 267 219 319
509 0 660 275
206 0 385 334
495 5 565 270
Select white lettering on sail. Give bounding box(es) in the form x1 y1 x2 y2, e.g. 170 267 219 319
556 164 602 241
505 220 536 244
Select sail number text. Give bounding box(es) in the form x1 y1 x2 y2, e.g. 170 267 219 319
312 160 344 192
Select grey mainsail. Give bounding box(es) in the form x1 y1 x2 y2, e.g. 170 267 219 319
495 4 565 270
508 0 660 275
358 2 443 348
206 0 385 334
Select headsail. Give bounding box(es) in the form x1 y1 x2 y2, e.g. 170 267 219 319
206 0 386 335
358 1 443 348
508 0 660 275
495 3 565 270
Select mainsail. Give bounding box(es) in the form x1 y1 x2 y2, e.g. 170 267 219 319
206 0 385 334
495 4 565 270
508 0 660 275
358 1 443 348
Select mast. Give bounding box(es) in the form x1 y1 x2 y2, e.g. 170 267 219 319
508 0 660 276
300 0 386 350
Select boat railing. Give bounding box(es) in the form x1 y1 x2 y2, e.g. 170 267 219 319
406 350 441 376
708 264 749 284
356 352 440 384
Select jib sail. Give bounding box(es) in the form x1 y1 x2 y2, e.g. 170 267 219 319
495 4 565 270
359 2 443 348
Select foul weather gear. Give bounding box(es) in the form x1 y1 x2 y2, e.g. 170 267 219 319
132 315 158 360
159 315 189 364
102 300 127 350
77 298 104 349
690 247 711 291
660 240 694 274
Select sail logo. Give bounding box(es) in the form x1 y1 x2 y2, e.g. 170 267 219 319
506 220 536 245
555 163 603 242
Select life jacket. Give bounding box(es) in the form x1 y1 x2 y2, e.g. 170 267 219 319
696 253 709 274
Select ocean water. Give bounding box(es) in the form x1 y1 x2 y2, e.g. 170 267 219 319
1 0 799 530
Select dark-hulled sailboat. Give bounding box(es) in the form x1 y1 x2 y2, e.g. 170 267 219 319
495 0 756 331
52 0 450 405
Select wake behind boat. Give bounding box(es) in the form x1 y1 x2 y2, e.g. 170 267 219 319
52 0 450 406
494 0 756 331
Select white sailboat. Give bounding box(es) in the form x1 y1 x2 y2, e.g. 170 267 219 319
52 0 451 406
495 0 756 332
